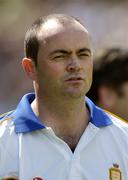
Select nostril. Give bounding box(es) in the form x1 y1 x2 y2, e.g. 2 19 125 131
67 64 81 72
68 66 76 72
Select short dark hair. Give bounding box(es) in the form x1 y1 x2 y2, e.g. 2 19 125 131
87 48 128 103
24 14 83 66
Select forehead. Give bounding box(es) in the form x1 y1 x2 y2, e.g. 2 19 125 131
37 19 91 50
39 18 88 35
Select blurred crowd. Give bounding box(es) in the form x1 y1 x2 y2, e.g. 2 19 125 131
0 0 128 120
87 48 128 120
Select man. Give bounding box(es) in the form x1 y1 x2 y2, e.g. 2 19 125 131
87 48 128 121
0 14 128 180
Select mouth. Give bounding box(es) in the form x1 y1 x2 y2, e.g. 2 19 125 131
65 77 84 82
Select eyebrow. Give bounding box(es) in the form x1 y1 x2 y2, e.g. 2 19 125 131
49 49 71 56
49 48 92 57
77 48 91 54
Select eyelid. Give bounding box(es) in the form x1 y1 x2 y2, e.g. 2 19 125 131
53 53 69 59
78 53 90 56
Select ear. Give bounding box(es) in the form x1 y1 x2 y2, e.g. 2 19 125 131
22 58 36 80
98 86 117 110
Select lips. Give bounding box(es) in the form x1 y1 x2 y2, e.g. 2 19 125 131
65 76 84 82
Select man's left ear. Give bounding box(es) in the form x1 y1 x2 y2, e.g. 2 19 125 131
22 58 36 80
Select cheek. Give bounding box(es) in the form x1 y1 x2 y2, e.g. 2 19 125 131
88 63 93 72
84 60 93 75
84 61 93 87
38 62 65 78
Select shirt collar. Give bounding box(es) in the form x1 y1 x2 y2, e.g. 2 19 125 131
13 93 113 133
86 96 113 127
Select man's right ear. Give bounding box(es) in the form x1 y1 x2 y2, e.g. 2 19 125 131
22 58 36 80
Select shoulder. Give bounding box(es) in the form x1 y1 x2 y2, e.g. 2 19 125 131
105 110 128 126
0 110 14 123
105 110 128 136
0 110 17 142
0 110 19 150
0 111 19 175
0 110 18 151
0 110 14 135
0 110 17 140
96 110 128 152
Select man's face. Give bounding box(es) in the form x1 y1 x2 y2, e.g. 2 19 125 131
35 20 93 99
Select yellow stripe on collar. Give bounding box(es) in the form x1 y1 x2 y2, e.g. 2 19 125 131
104 110 128 124
0 111 13 124
0 111 13 118
0 116 13 124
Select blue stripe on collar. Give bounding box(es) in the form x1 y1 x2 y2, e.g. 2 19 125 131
86 97 113 127
13 93 45 133
13 93 113 133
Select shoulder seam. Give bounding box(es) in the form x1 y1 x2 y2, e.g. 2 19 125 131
0 110 14 124
104 110 128 124
0 110 13 118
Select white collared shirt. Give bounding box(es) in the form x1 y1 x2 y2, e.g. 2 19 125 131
0 93 128 180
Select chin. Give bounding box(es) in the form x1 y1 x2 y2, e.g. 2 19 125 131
63 89 86 98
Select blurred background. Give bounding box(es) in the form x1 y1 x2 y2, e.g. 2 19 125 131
0 0 128 113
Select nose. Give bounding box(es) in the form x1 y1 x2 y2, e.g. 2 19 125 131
66 57 81 72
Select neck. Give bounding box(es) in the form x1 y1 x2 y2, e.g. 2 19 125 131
31 92 89 150
32 92 88 123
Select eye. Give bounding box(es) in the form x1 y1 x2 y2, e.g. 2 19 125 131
52 54 67 61
54 55 65 59
79 53 90 56
78 53 90 59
